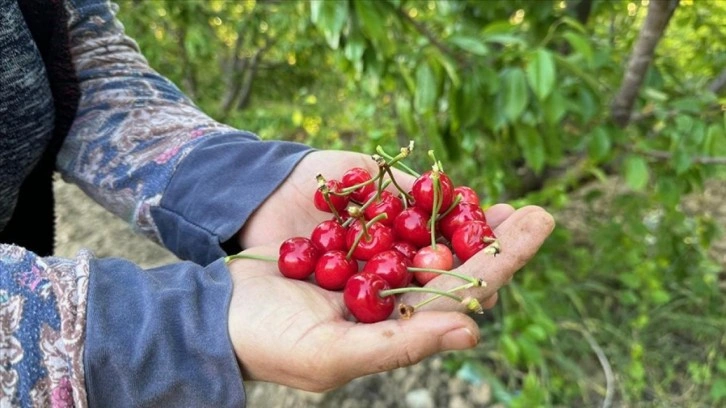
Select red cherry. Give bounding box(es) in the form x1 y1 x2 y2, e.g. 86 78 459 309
341 167 376 203
278 237 320 280
453 186 480 206
391 241 417 261
343 272 395 323
393 206 432 248
363 191 403 227
451 220 497 262
345 220 394 261
438 202 486 241
362 250 411 288
313 179 349 213
411 171 454 215
412 244 454 285
310 220 347 252
314 250 358 291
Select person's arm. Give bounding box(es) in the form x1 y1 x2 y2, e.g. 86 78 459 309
58 0 311 265
0 243 244 407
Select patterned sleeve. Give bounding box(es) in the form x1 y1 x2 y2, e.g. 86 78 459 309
0 243 246 407
58 0 311 265
0 244 89 407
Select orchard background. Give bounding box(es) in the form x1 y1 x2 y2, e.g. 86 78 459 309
63 0 726 406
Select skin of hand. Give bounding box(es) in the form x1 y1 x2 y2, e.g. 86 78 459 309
228 198 555 391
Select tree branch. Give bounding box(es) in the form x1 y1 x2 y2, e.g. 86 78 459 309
638 149 726 165
385 2 462 63
610 0 679 128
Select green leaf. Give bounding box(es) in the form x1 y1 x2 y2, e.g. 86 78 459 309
353 0 391 53
673 148 692 175
562 31 593 65
449 35 489 56
502 68 529 122
500 334 520 364
310 0 348 49
711 379 726 401
526 49 556 101
587 126 611 161
542 90 566 125
624 155 650 191
515 124 546 173
414 62 437 114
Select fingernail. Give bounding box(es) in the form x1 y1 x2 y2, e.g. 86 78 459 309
442 328 479 350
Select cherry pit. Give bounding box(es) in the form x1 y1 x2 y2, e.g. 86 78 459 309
227 142 500 323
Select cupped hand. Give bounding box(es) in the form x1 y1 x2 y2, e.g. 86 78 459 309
226 204 554 392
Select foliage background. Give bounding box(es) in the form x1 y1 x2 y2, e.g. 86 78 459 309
117 0 726 406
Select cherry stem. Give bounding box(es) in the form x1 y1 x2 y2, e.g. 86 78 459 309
430 169 441 248
345 213 388 260
407 266 485 287
379 286 463 303
224 252 277 264
385 167 414 201
316 174 343 223
437 194 462 220
413 282 474 310
375 144 420 178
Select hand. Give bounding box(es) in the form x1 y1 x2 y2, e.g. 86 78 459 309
226 205 554 392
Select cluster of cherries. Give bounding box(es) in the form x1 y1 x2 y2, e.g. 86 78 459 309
235 143 500 323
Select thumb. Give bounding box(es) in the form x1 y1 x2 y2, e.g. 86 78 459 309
332 312 479 380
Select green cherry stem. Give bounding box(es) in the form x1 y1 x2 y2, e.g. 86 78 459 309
429 168 441 248
412 282 474 310
224 252 277 264
407 266 485 287
437 193 462 220
316 174 343 223
385 167 414 201
380 286 464 303
375 144 420 178
345 213 389 260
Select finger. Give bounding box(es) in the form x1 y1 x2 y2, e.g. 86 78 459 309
400 206 555 311
329 312 479 382
484 203 515 228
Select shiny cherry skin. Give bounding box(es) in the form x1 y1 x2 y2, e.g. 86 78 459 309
438 202 487 241
363 191 404 227
341 167 376 203
411 170 454 215
391 241 417 262
393 206 432 248
278 237 320 280
412 244 454 285
313 179 349 213
343 272 395 323
451 220 497 262
453 186 480 206
345 220 394 261
362 249 411 288
310 220 347 252
314 250 359 291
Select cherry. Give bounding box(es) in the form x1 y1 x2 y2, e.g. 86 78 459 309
438 202 486 241
411 170 454 215
453 186 480 206
345 220 394 261
393 206 432 248
343 272 395 323
412 244 454 285
341 167 376 203
391 241 417 261
310 220 347 252
278 237 320 280
313 179 349 213
451 220 498 262
314 250 359 291
363 191 404 227
362 250 411 288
